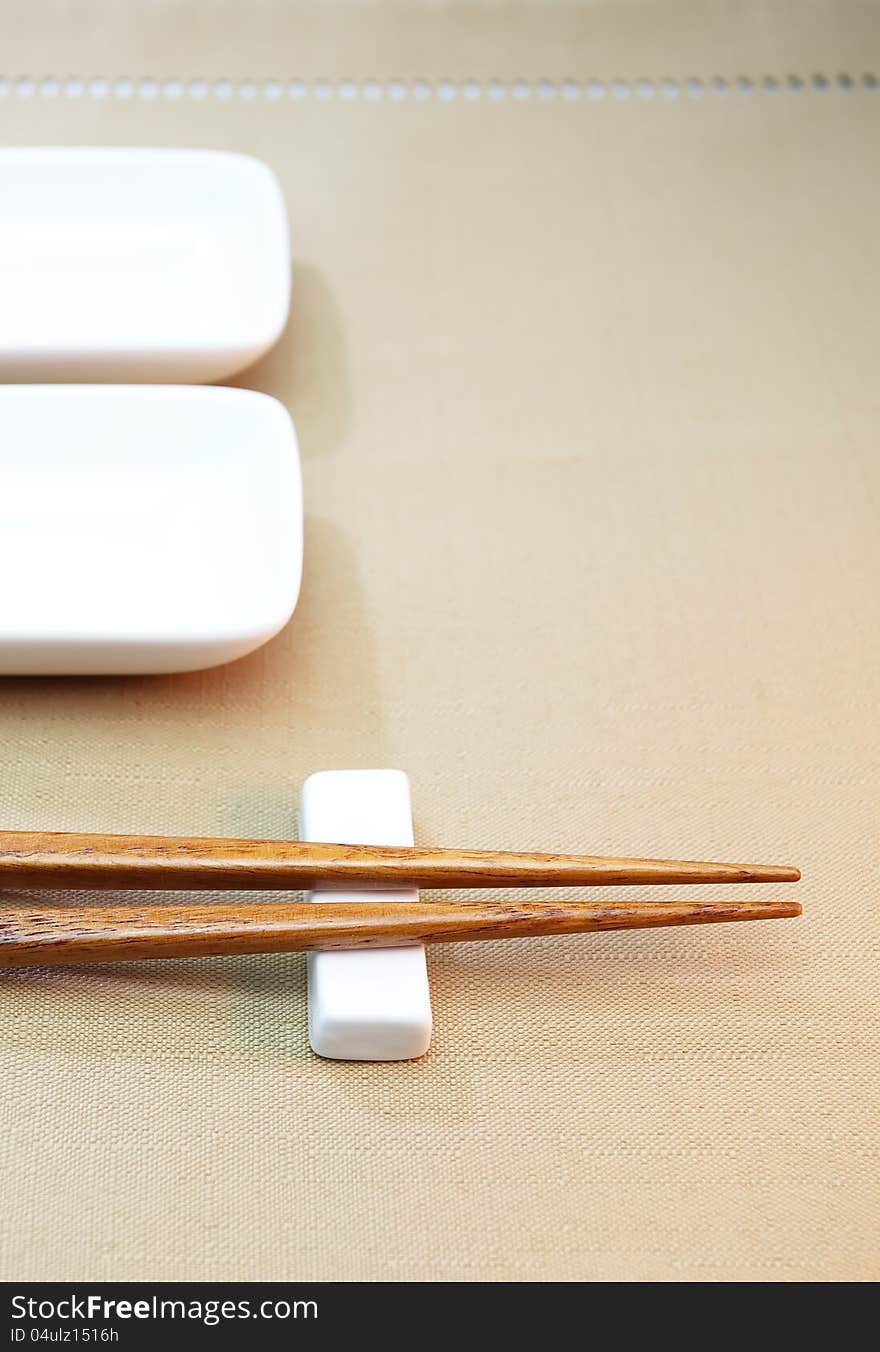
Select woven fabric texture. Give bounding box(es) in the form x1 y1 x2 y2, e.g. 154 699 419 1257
0 1 878 1282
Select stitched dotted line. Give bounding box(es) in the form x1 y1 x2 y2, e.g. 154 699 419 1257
0 73 876 101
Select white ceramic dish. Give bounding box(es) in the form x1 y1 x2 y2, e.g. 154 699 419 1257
0 148 290 382
0 386 302 674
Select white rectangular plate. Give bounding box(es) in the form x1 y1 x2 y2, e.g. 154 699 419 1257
0 148 290 382
0 385 302 673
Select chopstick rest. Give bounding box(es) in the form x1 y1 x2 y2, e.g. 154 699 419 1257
0 147 290 382
0 385 302 675
301 769 433 1062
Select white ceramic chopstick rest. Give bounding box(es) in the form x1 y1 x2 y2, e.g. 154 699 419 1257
301 770 433 1061
0 385 302 674
0 147 290 382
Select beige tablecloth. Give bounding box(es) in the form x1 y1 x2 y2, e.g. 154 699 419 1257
1 1 878 1282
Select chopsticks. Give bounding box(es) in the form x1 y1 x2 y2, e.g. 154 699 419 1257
0 895 801 968
0 830 800 891
0 828 800 967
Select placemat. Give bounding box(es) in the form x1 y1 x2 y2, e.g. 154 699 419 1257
1 1 878 1281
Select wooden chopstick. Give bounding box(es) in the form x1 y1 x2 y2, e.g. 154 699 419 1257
0 830 800 891
0 896 802 967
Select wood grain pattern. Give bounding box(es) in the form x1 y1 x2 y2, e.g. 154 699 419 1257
0 830 801 891
0 896 802 967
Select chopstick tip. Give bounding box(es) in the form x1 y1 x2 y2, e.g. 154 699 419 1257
771 899 802 919
751 863 800 883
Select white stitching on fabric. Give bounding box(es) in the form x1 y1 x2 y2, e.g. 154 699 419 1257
0 74 876 100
